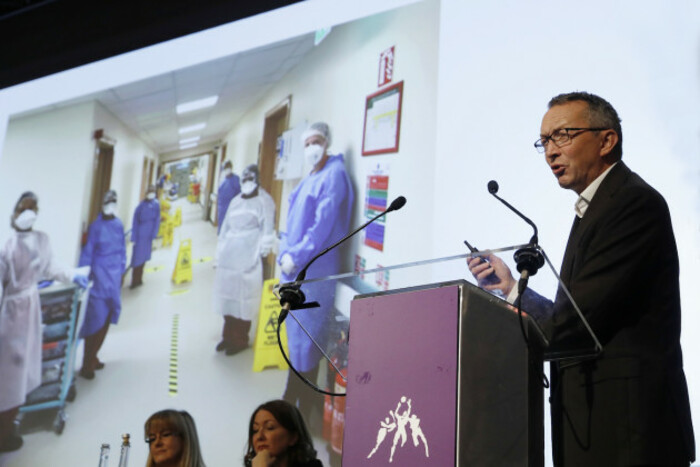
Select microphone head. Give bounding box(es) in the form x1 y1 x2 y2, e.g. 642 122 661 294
387 196 407 212
487 180 499 194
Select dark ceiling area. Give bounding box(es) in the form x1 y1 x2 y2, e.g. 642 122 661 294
0 0 301 90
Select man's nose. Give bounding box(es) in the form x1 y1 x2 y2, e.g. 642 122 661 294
544 143 560 161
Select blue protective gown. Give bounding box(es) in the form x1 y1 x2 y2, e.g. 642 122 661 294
130 199 160 267
79 214 127 337
278 154 354 371
217 174 241 234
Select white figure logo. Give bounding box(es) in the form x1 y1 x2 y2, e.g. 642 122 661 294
367 396 429 463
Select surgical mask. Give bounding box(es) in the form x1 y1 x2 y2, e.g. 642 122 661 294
14 210 37 230
241 181 257 195
103 202 117 216
147 192 156 200
304 144 325 167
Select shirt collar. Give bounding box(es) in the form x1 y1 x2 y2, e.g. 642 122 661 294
575 162 618 218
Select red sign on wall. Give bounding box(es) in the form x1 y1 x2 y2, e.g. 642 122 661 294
378 46 395 87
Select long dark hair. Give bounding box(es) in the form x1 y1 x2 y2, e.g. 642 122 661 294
244 400 317 466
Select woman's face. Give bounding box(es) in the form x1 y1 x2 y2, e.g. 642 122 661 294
146 420 183 466
252 409 298 459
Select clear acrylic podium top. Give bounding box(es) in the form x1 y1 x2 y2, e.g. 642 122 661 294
275 244 602 362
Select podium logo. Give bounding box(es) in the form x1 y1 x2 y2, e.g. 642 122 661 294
367 395 429 463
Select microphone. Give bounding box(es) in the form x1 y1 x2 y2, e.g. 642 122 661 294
278 196 407 316
295 196 406 283
487 181 538 245
486 181 544 283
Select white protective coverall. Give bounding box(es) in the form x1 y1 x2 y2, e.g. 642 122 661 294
214 189 275 320
0 231 74 411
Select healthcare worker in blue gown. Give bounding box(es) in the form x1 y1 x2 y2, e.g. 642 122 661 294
0 192 88 453
217 160 241 234
78 190 126 380
129 184 160 288
278 121 354 422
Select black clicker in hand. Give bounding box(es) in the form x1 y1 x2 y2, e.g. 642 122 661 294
464 240 500 286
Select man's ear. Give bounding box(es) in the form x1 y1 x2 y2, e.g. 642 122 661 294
599 129 619 158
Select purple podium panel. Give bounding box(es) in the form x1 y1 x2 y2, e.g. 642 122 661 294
343 284 459 466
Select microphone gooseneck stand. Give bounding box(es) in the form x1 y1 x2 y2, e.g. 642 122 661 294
276 196 407 397
487 181 549 388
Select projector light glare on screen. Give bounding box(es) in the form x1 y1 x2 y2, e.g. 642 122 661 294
179 136 200 145
176 96 218 114
178 123 206 134
179 143 198 150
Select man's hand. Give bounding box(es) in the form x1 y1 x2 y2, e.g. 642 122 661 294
467 253 516 296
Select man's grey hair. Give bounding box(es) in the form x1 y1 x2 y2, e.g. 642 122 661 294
548 91 623 160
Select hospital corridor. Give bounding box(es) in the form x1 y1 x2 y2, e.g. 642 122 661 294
0 198 332 466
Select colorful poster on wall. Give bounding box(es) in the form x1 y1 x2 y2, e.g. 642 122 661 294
364 172 389 251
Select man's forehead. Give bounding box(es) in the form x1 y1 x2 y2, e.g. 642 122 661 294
541 101 588 132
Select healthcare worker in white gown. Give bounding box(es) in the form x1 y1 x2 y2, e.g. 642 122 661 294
214 165 276 355
0 192 88 453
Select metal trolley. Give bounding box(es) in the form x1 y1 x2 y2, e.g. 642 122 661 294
17 282 89 434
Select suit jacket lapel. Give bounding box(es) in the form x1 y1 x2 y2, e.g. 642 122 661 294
558 162 631 286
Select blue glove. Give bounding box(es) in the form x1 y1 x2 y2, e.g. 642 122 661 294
73 275 89 289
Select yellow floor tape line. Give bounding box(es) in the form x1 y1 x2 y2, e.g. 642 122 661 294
168 289 190 296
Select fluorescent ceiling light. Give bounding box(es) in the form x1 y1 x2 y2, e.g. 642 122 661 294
179 136 200 144
179 143 198 150
176 96 218 114
178 123 206 134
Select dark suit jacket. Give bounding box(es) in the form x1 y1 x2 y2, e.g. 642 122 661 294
539 162 694 466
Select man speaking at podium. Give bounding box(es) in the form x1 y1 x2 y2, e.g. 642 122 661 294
469 92 694 465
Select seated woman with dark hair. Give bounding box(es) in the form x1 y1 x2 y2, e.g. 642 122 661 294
245 400 322 467
145 409 206 467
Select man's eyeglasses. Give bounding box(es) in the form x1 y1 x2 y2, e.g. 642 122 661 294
534 127 608 153
145 431 179 444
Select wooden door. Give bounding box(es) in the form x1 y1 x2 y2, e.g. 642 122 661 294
259 96 290 280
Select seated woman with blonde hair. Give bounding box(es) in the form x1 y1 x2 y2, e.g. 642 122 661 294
245 400 322 467
145 409 206 467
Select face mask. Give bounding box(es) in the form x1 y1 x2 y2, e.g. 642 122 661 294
103 202 117 216
304 144 325 167
241 181 257 195
147 192 156 200
222 169 232 178
14 210 37 230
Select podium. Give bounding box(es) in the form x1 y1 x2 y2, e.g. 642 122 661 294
343 280 544 466
276 246 600 466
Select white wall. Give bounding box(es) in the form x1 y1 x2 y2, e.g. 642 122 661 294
0 100 158 270
0 103 95 268
223 0 440 275
435 1 700 464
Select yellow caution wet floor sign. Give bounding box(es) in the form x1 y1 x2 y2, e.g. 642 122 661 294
172 239 192 284
253 278 290 372
162 217 174 247
174 207 182 227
